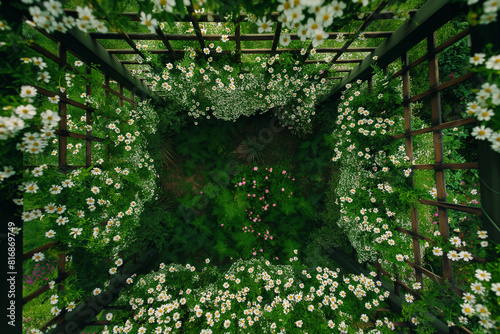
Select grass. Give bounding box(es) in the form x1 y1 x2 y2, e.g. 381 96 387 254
22 299 53 334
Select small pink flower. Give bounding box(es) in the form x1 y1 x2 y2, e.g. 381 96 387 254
254 167 258 171
265 176 268 180
260 249 263 252
265 189 269 193
273 204 276 207
221 224 224 226
269 168 273 172
281 188 285 191
433 221 437 224
270 236 273 239
253 252 257 256
282 170 286 174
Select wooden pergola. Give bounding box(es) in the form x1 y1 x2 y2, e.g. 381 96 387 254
41 3 422 95
4 0 499 333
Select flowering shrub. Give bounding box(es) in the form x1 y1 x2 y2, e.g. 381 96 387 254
234 166 297 226
467 52 500 153
178 163 315 261
146 52 332 134
329 66 416 265
328 63 498 331
403 243 500 332
0 18 161 316
111 253 399 333
228 165 310 257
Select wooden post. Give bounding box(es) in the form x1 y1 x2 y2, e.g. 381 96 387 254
58 43 68 173
470 20 500 245
427 32 452 283
86 66 92 168
401 52 423 286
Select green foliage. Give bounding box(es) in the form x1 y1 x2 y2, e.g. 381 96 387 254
233 135 265 163
116 256 395 333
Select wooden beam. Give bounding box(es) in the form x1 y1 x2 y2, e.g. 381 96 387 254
187 2 205 49
235 23 241 52
64 10 418 22
118 30 148 60
270 22 282 57
329 1 389 65
106 47 376 55
392 27 470 78
155 27 178 61
418 199 483 215
23 241 58 261
411 162 479 170
306 59 363 64
403 72 474 104
392 117 477 139
90 31 393 41
49 28 156 100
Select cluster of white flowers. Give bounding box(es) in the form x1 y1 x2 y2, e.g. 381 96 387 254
332 80 413 264
23 1 108 33
459 266 499 329
468 53 500 153
114 256 393 333
467 0 500 24
0 84 60 157
140 52 330 134
256 0 377 48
